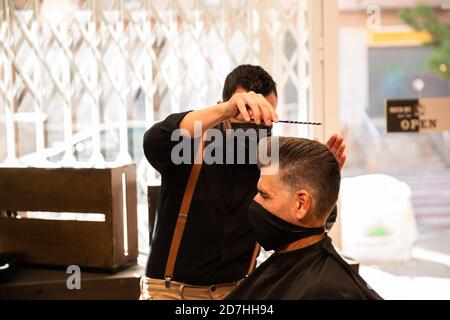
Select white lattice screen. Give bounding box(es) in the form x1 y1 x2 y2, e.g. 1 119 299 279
0 0 336 255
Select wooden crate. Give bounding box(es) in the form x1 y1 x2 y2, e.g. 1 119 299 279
0 165 138 272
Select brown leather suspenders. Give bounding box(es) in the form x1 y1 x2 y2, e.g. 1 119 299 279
246 243 260 276
164 138 205 287
163 137 260 287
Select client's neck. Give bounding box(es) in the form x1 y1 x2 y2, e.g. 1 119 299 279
277 233 325 254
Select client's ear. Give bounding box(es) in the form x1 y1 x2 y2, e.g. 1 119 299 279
295 190 313 222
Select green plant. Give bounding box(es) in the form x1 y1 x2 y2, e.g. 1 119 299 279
399 4 450 79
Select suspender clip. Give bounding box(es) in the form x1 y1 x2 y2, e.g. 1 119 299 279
165 276 172 288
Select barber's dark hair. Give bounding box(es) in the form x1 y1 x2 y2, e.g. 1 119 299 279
259 137 341 221
222 64 277 101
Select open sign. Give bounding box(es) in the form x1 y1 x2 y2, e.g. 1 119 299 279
386 98 450 133
399 118 437 131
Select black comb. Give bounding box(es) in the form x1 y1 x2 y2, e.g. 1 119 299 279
277 120 322 125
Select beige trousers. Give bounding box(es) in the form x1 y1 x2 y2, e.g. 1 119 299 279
139 277 242 300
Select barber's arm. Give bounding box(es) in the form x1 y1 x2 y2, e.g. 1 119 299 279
326 134 346 169
325 134 346 231
143 111 193 172
179 91 278 137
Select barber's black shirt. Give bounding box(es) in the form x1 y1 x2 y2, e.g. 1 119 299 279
226 236 383 300
143 111 259 285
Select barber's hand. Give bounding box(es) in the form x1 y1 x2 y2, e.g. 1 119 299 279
221 91 278 126
326 134 346 170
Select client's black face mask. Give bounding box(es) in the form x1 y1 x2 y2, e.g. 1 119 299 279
248 201 325 251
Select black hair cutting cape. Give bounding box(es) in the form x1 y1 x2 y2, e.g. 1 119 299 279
226 235 383 300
